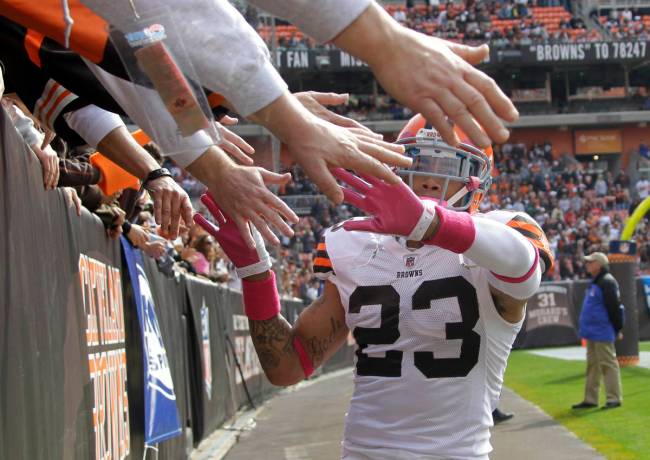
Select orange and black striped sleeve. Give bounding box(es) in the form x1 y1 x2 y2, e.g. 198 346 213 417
312 235 335 278
507 215 554 274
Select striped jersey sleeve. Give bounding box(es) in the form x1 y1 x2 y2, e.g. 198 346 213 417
484 210 554 275
312 233 335 280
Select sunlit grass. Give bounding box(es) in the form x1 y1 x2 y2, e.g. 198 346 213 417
504 343 650 460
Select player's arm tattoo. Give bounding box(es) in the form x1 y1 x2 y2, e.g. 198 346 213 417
304 316 345 368
249 316 294 371
248 296 345 373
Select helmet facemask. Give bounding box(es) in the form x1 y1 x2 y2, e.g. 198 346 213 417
396 138 491 213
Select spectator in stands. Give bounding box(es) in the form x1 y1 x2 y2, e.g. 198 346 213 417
184 234 215 277
595 175 608 197
572 251 623 410
636 175 649 199
183 233 232 283
394 7 407 24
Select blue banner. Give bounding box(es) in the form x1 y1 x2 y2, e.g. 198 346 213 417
121 237 182 445
642 276 650 315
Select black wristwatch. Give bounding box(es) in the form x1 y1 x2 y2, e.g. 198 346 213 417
142 167 173 190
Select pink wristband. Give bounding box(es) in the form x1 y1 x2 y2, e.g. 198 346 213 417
292 336 314 378
242 271 281 321
422 205 476 253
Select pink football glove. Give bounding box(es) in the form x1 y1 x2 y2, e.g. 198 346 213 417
332 168 435 240
193 192 271 278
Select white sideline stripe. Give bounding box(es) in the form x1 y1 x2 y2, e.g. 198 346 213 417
527 347 650 368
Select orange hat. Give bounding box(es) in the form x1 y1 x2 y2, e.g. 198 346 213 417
90 152 140 196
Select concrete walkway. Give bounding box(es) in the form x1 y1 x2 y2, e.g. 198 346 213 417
223 369 604 460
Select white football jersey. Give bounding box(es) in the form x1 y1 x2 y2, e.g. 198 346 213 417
314 221 524 460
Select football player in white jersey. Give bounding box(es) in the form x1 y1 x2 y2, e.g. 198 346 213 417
194 114 554 460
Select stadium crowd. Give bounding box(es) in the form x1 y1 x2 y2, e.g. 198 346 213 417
256 0 602 50
488 142 649 281
599 8 650 39
269 140 650 295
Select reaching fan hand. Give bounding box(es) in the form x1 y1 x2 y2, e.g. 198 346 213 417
193 192 271 278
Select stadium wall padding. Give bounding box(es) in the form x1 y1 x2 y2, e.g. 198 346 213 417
1 106 649 459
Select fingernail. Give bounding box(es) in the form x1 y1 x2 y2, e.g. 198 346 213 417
509 108 519 120
499 128 510 140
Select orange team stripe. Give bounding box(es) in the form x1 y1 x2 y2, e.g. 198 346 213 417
316 243 327 251
509 221 542 237
3 0 109 63
313 257 332 268
131 129 151 146
44 89 72 126
37 82 61 118
24 29 45 67
207 92 225 108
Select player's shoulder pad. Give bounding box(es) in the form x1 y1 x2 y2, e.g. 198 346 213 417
312 218 378 279
483 209 554 274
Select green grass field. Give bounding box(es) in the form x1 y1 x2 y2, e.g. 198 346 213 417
504 342 650 460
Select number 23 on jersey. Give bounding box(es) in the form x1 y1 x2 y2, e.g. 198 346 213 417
349 276 481 379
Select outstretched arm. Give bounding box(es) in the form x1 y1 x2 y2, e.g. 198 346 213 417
194 193 348 386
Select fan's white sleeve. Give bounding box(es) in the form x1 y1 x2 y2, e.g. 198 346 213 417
248 0 372 43
7 103 42 147
80 0 287 116
63 105 124 148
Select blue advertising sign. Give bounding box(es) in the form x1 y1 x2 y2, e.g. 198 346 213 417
121 237 182 445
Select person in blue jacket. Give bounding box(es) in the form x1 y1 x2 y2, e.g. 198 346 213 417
573 252 624 410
